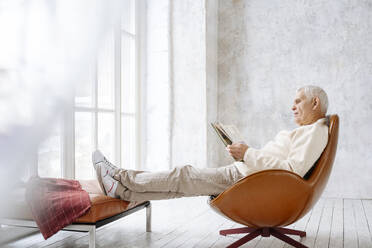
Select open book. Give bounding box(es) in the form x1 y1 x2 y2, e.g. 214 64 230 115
210 122 244 147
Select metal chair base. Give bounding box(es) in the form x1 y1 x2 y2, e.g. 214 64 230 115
220 226 307 248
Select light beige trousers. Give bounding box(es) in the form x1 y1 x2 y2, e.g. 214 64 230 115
113 164 245 202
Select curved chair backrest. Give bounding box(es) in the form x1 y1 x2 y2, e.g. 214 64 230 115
299 114 339 217
209 115 339 228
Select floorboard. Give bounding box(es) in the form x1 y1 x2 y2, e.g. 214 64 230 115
301 198 325 247
329 198 343 248
344 199 359 248
353 200 372 248
282 208 313 248
314 198 333 247
362 200 372 248
1 197 371 248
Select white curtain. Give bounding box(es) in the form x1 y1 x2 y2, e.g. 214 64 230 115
0 0 122 213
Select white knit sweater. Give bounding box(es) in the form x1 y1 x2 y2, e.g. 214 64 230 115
234 118 329 178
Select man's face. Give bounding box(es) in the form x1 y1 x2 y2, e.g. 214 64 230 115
292 90 314 125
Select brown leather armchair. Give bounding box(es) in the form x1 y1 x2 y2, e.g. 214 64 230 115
209 115 339 248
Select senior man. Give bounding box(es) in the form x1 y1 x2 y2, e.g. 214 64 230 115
92 85 329 202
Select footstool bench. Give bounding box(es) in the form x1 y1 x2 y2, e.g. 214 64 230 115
0 179 151 248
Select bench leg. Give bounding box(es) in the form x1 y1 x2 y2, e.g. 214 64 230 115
89 226 96 248
146 202 152 232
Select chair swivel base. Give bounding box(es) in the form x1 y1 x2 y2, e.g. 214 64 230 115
220 226 307 248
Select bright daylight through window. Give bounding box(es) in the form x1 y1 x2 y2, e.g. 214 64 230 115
38 0 138 180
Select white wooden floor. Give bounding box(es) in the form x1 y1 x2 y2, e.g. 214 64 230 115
1 197 372 248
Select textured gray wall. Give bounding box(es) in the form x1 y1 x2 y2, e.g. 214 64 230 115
171 0 207 168
218 0 372 198
206 0 220 168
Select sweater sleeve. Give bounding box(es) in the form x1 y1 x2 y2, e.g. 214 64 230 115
242 123 328 177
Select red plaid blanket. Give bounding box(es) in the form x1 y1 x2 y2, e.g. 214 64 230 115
25 177 91 239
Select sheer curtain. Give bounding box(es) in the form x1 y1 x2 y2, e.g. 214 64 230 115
143 1 219 171
0 0 122 213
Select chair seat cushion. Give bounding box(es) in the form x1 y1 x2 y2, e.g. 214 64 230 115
2 179 143 224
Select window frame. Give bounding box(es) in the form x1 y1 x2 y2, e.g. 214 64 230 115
37 0 143 179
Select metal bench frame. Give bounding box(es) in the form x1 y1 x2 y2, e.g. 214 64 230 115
0 201 151 248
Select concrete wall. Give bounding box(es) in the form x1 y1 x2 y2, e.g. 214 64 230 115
205 0 220 168
171 0 220 168
171 0 207 168
218 0 372 198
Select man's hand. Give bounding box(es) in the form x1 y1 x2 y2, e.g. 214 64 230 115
226 143 249 161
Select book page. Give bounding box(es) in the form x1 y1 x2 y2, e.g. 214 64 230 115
220 124 244 144
211 121 245 162
216 123 233 142
211 122 232 146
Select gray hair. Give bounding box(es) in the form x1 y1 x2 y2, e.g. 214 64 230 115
297 85 329 114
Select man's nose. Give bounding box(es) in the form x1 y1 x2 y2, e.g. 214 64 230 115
292 105 296 111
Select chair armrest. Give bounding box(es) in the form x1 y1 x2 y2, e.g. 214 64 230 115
210 169 311 227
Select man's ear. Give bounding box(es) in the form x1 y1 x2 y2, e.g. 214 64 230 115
312 97 320 110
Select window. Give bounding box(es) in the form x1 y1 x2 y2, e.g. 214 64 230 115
38 121 62 178
74 31 117 180
38 0 140 179
121 0 137 173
